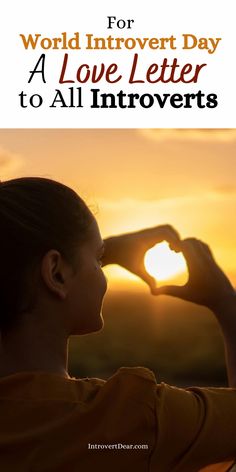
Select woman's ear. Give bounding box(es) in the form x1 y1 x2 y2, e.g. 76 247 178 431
40 250 71 300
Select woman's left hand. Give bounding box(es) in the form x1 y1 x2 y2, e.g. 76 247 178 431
103 225 180 293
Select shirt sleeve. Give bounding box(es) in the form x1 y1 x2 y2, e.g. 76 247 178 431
150 383 236 472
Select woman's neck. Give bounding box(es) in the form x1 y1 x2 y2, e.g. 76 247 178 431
0 316 69 378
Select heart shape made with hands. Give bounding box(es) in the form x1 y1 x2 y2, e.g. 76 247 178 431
144 241 188 284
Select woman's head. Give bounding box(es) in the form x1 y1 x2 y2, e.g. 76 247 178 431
0 177 107 335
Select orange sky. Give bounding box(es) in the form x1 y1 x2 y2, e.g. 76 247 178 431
0 129 236 287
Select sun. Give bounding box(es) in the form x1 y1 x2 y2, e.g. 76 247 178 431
144 241 187 281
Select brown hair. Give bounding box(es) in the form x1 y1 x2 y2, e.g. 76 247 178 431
0 177 92 331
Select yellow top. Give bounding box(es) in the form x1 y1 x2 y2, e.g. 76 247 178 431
0 366 235 472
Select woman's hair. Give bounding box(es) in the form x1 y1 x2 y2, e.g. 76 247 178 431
0 177 93 331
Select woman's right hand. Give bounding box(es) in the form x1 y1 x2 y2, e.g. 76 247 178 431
155 238 235 312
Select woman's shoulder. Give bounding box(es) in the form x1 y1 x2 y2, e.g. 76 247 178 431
75 366 157 387
76 366 158 406
107 366 157 383
0 368 159 409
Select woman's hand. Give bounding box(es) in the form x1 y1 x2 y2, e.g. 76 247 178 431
155 238 235 312
103 225 180 293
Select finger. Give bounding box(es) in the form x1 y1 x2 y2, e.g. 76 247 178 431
182 239 218 274
160 225 181 244
152 284 187 299
137 269 157 293
178 238 206 272
168 242 182 253
197 240 215 261
145 225 181 248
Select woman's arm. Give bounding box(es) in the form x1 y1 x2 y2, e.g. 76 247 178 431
104 231 236 386
209 298 236 388
156 238 236 387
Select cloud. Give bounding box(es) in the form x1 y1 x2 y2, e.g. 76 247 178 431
96 192 236 248
213 185 236 195
138 129 236 143
97 191 233 210
0 147 23 177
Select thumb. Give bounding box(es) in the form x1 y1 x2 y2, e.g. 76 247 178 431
138 270 157 294
153 284 187 299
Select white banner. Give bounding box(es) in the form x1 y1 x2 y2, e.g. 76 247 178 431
0 0 235 128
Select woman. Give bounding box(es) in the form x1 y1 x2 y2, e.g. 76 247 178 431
0 176 236 472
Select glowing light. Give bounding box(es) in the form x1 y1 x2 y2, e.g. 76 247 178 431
144 242 187 281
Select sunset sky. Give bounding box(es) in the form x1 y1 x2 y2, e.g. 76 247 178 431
0 128 236 288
